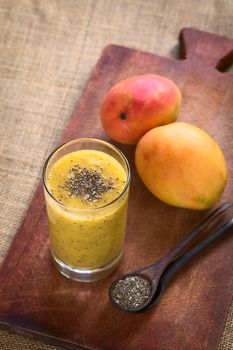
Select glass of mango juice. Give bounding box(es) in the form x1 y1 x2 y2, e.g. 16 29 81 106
42 138 130 282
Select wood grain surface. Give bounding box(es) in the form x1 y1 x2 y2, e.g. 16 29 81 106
0 28 233 350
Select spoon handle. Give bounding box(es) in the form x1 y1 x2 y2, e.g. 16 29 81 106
156 218 233 303
160 202 231 264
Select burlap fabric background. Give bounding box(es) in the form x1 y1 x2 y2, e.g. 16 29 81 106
0 0 232 349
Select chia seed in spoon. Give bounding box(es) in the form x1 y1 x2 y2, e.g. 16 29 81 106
111 275 152 310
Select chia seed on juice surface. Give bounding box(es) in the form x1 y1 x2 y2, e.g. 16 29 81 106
111 275 152 310
62 163 115 202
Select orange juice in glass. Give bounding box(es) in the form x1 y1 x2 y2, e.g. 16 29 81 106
42 139 130 282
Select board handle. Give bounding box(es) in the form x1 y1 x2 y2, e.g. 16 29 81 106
179 27 233 71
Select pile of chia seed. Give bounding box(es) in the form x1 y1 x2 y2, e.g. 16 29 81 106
63 163 115 202
111 275 152 310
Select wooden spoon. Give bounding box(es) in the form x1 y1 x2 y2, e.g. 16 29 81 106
109 203 233 313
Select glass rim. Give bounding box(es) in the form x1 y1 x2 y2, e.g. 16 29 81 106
42 138 131 212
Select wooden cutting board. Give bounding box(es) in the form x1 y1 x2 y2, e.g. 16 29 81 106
0 28 233 350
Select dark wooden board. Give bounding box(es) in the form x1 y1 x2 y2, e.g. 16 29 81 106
0 28 233 350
